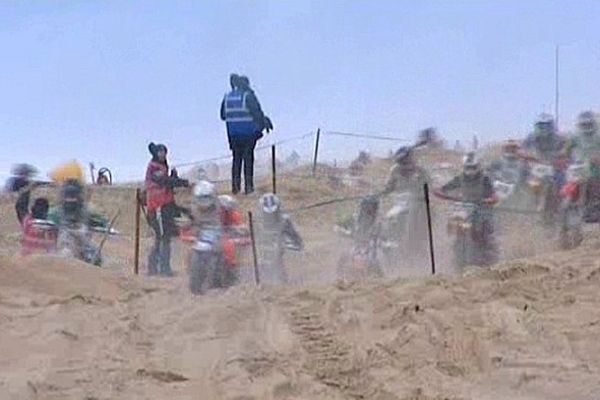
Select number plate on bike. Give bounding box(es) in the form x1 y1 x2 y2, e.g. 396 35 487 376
199 230 219 244
567 164 585 182
493 180 515 200
450 202 475 220
531 164 553 179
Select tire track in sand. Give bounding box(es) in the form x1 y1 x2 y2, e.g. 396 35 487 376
282 291 398 400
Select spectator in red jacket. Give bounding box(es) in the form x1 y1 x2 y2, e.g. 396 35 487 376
145 142 189 276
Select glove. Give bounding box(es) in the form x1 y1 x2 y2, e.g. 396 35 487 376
482 196 498 206
167 176 188 189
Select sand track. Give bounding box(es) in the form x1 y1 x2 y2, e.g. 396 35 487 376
2 151 600 398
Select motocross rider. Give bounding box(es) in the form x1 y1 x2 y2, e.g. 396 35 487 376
382 146 430 260
523 114 567 222
189 181 243 272
489 140 526 186
5 164 38 194
258 193 303 284
218 195 245 231
563 111 600 220
524 114 567 183
15 186 56 256
439 152 498 266
50 179 102 265
351 195 383 273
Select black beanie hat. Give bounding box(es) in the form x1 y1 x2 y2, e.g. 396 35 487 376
148 142 168 157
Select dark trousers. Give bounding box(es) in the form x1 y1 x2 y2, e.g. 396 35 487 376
146 203 178 276
231 137 257 194
148 236 172 276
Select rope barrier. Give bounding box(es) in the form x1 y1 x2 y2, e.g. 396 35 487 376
324 131 411 142
171 129 410 170
288 194 367 214
172 132 316 169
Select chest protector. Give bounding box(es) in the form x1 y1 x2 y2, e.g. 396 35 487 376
461 174 487 203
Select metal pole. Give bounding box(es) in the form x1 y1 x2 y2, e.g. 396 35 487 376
555 45 560 129
423 183 436 275
271 145 277 194
134 188 141 275
312 128 321 176
89 163 96 185
248 211 260 285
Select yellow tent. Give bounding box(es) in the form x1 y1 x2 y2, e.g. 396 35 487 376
48 160 85 184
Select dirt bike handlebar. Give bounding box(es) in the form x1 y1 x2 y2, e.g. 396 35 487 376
518 151 570 170
432 190 497 206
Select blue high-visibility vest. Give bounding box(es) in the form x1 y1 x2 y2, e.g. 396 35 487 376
224 89 257 137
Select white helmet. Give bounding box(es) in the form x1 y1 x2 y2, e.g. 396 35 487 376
462 151 480 177
260 193 281 214
218 194 237 210
193 180 217 208
194 167 209 181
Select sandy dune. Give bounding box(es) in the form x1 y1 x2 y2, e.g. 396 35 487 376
1 150 600 399
1 237 600 399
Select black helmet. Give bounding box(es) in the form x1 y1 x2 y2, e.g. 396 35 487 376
577 111 598 136
60 179 84 218
534 113 556 136
359 195 379 214
61 179 83 201
11 163 37 178
393 146 413 165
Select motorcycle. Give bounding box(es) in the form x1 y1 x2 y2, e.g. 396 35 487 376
558 163 585 250
185 224 250 295
335 198 384 281
445 199 497 268
527 161 561 225
57 223 103 266
380 192 410 257
582 154 600 223
493 180 516 202
489 161 525 206
336 229 383 281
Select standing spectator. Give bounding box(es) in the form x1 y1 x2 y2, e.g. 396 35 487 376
144 142 189 276
5 163 37 193
221 74 272 195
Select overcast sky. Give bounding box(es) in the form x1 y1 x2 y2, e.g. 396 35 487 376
1 0 599 182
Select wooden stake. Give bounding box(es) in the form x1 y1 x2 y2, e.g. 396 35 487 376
248 211 260 285
423 183 436 275
312 128 321 176
134 188 141 275
271 145 277 194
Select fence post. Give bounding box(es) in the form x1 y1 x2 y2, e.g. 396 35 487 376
248 211 260 285
271 145 277 194
423 183 436 275
312 128 321 176
89 163 96 185
134 188 141 275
